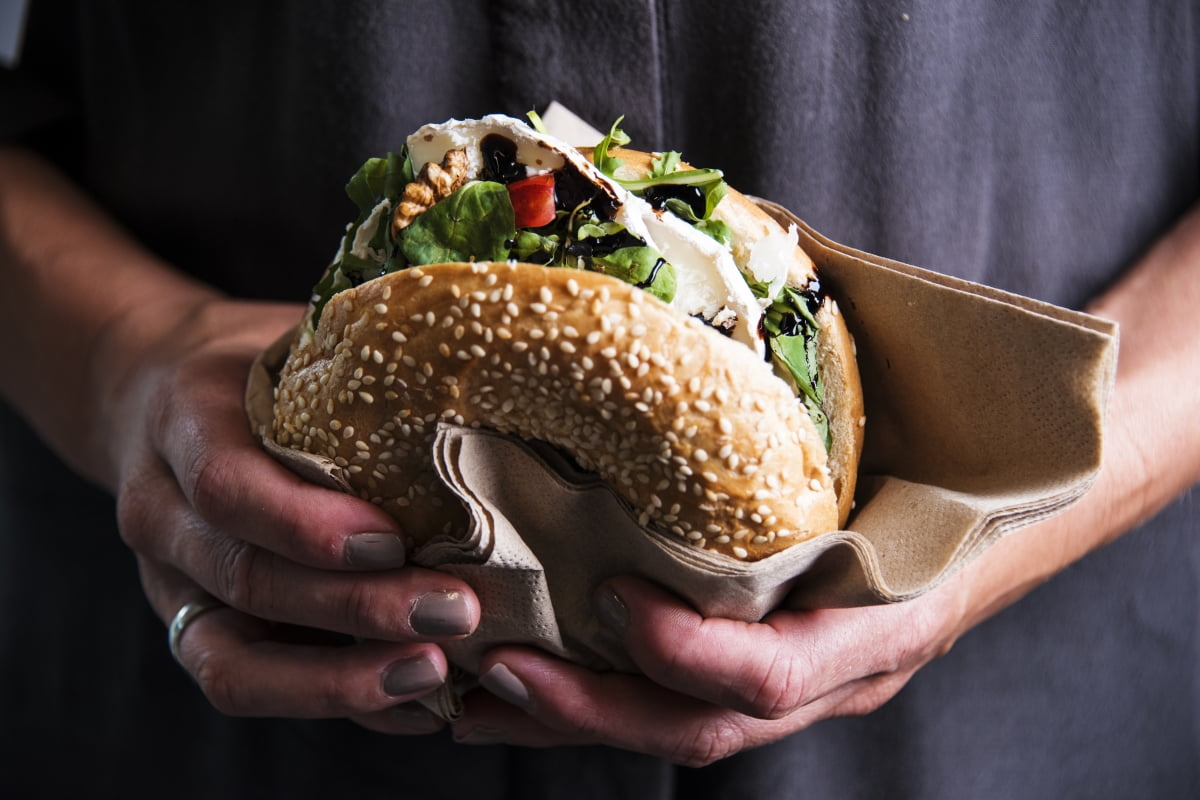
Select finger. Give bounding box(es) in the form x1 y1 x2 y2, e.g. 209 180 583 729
455 649 913 765
121 465 479 641
147 564 452 719
148 344 409 571
351 702 447 735
450 649 797 765
591 576 949 720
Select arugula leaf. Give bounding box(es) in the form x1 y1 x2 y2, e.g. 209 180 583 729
593 247 677 304
650 150 682 177
308 267 352 333
345 157 388 213
574 219 627 241
308 152 413 330
593 116 631 176
754 281 829 449
661 197 732 245
511 229 560 264
615 166 725 193
694 218 732 245
345 151 410 214
525 109 549 133
611 144 733 244
399 181 516 265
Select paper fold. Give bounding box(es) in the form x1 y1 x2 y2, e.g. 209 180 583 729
247 212 1117 719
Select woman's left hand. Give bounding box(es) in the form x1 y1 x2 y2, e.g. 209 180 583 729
444 567 969 765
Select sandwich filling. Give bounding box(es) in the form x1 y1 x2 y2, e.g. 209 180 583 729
305 114 830 448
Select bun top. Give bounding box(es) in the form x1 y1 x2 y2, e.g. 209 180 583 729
274 261 840 560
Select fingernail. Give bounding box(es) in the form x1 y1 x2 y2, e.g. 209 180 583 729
410 591 473 637
345 533 407 569
382 655 443 697
391 702 444 734
454 725 507 744
479 663 532 711
592 585 629 634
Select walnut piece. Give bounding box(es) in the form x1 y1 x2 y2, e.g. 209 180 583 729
391 149 471 237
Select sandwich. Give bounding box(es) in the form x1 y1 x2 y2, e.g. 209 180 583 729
270 114 864 560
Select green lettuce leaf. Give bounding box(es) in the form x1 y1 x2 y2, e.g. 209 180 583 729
593 246 676 303
756 282 829 449
399 181 517 266
593 117 631 176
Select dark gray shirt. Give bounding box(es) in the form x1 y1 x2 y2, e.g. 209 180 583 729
2 2 1196 797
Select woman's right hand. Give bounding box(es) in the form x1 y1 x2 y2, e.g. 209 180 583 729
105 296 481 732
0 148 474 732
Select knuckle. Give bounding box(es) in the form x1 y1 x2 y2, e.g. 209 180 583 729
114 468 159 551
720 631 809 721
187 444 242 526
667 720 748 768
192 649 253 717
895 601 955 670
335 579 389 637
307 672 371 717
739 656 806 720
211 537 264 613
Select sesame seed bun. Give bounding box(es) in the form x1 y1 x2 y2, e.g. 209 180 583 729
606 147 865 524
272 261 840 559
270 117 863 560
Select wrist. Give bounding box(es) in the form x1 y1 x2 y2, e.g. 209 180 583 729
87 280 223 488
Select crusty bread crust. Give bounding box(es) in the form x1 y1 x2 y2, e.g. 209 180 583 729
608 146 864 525
815 299 864 524
273 262 839 560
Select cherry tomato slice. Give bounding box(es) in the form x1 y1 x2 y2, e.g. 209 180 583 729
507 173 557 229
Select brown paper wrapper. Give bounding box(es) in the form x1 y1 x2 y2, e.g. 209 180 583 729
246 211 1117 720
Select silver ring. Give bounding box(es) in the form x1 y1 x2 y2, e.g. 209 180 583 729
168 597 225 663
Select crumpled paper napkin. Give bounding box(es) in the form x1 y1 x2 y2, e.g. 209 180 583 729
246 208 1117 720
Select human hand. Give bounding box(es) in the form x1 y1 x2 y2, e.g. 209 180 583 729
446 568 969 764
0 149 478 730
97 296 479 731
446 419 1159 765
